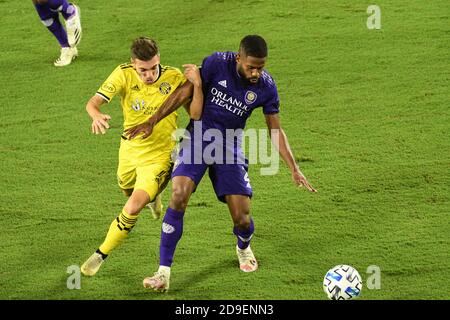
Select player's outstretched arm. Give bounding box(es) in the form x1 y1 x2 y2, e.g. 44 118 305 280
125 81 194 139
86 94 111 135
265 114 317 192
183 64 203 120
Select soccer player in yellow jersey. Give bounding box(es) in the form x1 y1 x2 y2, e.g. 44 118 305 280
80 37 196 276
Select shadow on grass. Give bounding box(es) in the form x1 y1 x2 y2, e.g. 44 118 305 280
170 258 236 294
122 258 236 300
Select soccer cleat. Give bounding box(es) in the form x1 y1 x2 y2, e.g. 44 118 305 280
146 194 163 220
236 245 258 272
65 4 82 47
54 47 78 67
81 252 104 276
143 270 170 292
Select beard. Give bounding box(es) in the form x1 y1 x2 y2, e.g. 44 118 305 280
237 66 258 85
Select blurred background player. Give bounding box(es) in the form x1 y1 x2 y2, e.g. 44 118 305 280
32 0 82 66
80 37 199 277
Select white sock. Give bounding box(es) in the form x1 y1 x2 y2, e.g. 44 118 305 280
158 265 171 277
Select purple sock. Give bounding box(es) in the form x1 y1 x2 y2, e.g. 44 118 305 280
47 0 75 20
34 3 69 47
233 218 254 249
159 208 184 267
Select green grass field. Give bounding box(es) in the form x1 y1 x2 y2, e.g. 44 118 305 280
0 0 449 300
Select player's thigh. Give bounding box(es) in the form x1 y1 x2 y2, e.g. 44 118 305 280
171 161 208 198
135 162 172 202
210 163 253 204
169 160 207 211
117 140 140 190
117 157 137 191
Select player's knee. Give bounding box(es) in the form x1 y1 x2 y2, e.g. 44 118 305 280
170 185 190 211
123 202 142 216
236 220 251 230
234 212 251 229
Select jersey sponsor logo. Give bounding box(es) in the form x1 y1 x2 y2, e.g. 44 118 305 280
210 87 250 117
132 98 145 111
244 91 257 105
159 82 172 95
162 222 175 234
131 99 159 115
218 80 227 88
101 83 116 94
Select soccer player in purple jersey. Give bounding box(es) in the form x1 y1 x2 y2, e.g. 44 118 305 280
126 35 316 292
32 0 82 66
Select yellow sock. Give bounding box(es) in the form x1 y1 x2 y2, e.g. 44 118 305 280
99 209 138 255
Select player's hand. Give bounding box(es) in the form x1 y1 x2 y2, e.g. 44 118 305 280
292 170 317 192
91 114 111 134
124 117 156 140
183 64 202 87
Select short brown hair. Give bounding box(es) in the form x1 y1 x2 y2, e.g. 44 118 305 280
131 37 159 61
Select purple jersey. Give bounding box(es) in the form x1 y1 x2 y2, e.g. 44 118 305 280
198 51 280 133
173 52 280 201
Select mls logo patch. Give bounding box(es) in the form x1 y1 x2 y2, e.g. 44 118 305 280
159 82 172 95
244 91 257 105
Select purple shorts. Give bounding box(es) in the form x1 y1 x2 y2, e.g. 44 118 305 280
172 137 253 203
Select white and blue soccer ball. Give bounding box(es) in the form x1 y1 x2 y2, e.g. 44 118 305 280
323 265 362 300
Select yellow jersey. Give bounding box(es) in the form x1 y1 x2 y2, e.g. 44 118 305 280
96 63 186 160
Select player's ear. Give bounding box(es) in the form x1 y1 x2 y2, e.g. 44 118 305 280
236 53 241 64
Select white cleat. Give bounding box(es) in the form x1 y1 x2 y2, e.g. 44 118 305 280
143 270 170 292
81 252 104 276
146 194 163 220
54 47 78 67
236 245 258 272
66 4 82 47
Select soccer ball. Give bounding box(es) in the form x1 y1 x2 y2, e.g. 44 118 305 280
323 265 362 300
